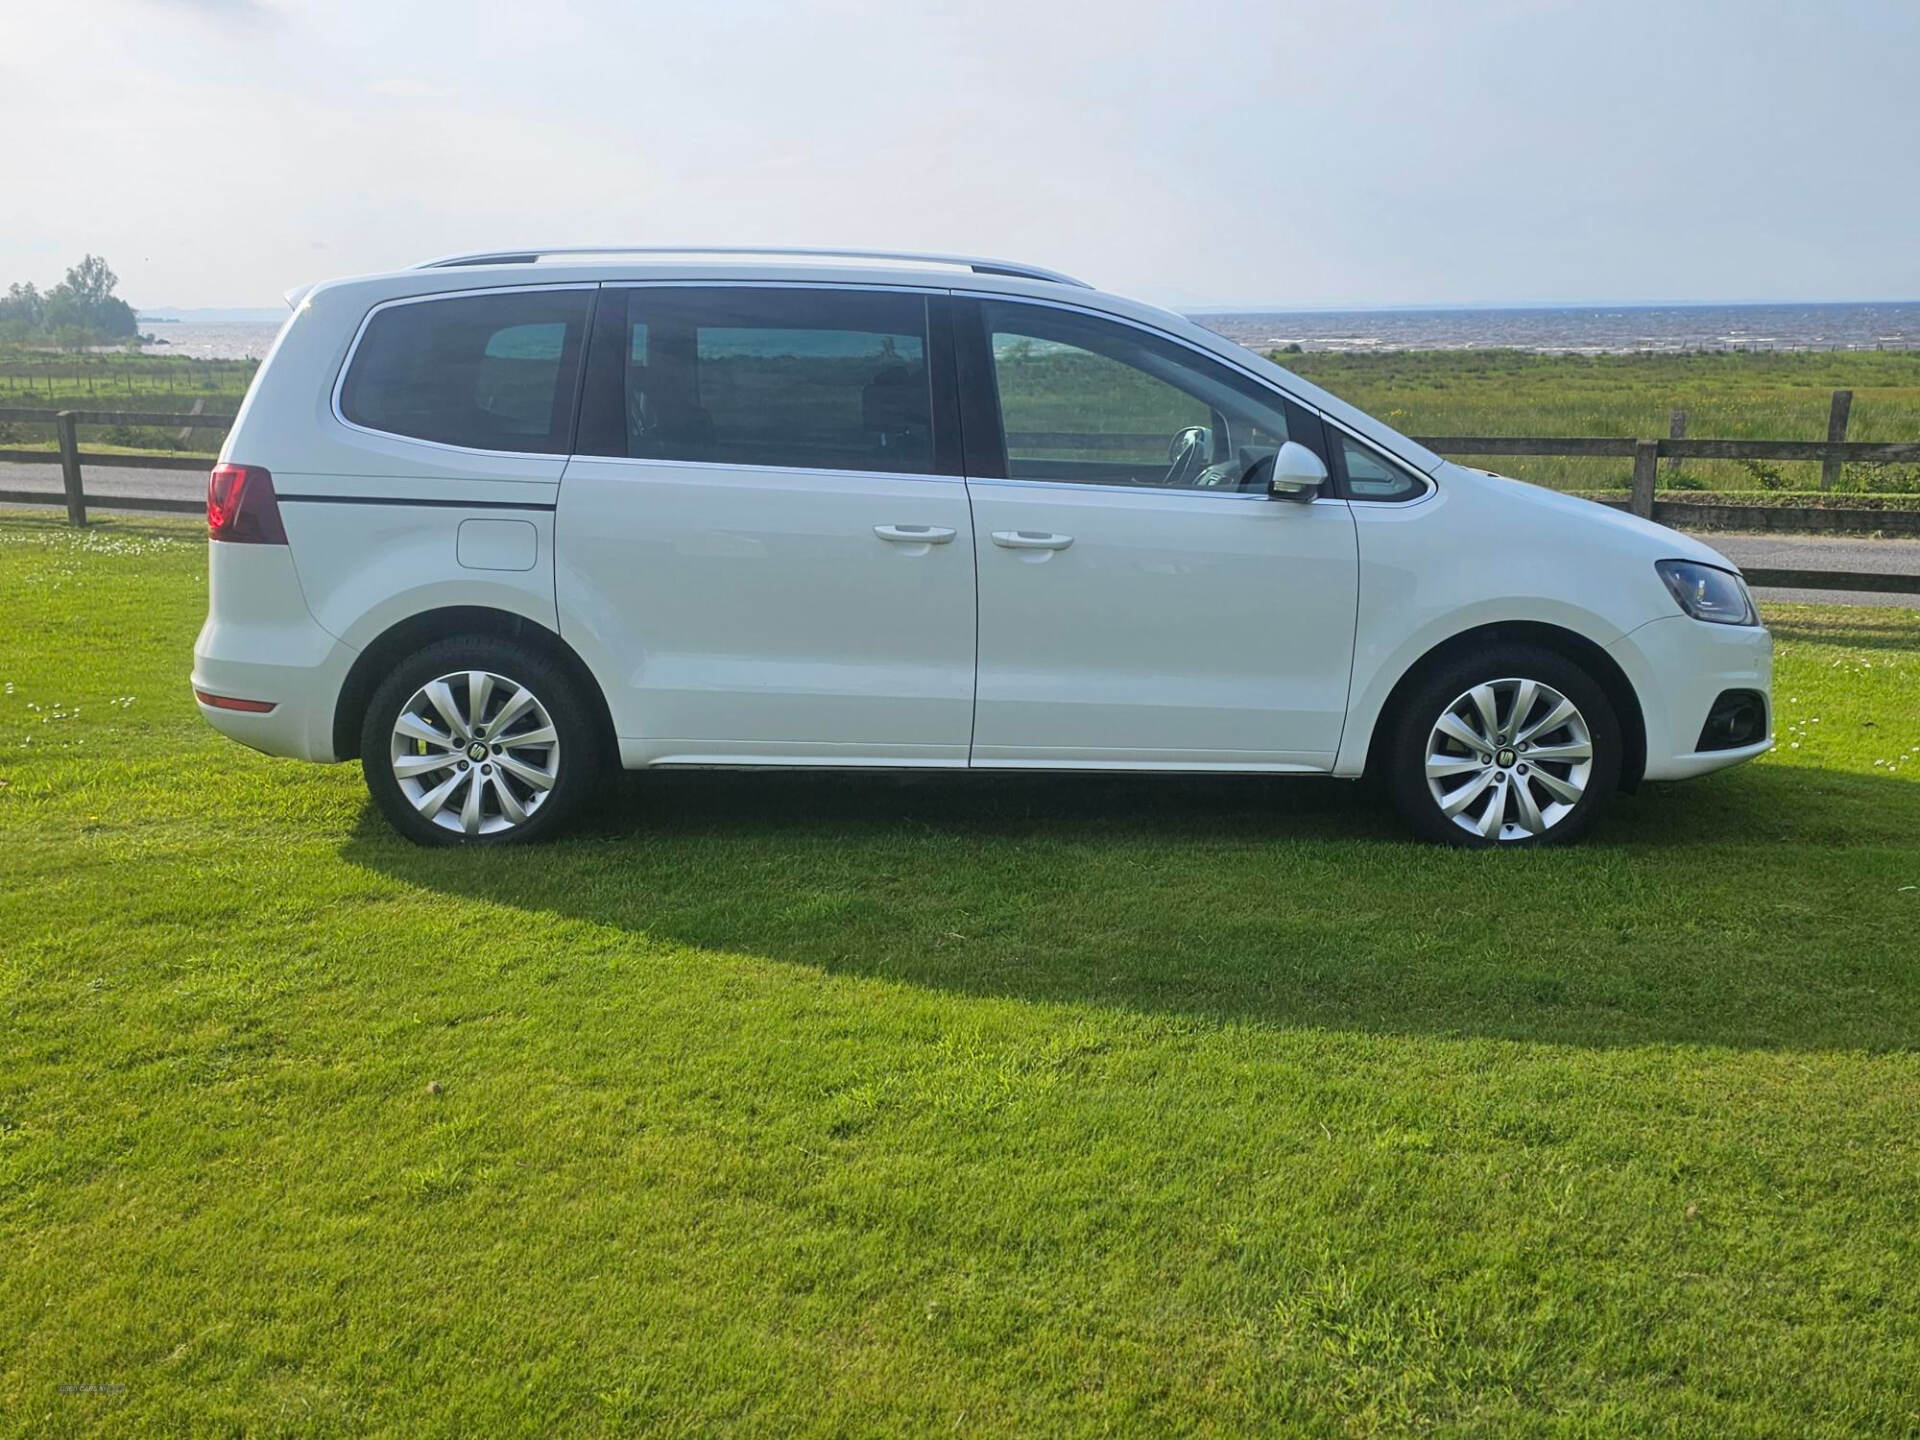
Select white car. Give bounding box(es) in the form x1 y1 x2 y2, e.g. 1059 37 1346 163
193 247 1771 847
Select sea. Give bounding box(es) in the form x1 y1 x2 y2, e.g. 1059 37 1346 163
136 300 1920 362
1193 300 1920 356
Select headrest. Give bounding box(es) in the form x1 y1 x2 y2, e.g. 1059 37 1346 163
862 365 928 434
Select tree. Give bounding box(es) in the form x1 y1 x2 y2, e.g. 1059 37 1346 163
1 255 139 344
48 254 138 341
64 254 119 308
0 282 46 340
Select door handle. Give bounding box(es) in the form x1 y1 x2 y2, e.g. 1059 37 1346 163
874 524 956 544
991 530 1074 551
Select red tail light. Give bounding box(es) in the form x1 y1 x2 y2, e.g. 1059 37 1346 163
207 464 288 544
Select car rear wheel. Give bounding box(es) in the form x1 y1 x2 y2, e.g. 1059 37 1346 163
361 636 600 846
1387 643 1621 847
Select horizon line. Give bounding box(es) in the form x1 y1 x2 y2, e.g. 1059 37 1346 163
137 296 1920 320
1177 297 1920 316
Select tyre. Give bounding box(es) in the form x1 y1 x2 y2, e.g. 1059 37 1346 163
360 635 602 846
1386 643 1621 848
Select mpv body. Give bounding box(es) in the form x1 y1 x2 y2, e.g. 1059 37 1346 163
193 247 1772 846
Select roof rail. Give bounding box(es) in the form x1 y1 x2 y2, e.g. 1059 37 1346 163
410 246 1091 288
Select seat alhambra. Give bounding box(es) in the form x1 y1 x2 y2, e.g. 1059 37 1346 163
193 247 1771 846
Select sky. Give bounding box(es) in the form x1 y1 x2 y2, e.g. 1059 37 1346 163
3 0 1917 313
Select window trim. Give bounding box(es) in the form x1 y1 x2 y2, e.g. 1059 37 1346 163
331 283 599 460
573 281 959 479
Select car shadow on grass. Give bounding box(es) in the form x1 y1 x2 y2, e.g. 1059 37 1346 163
341 764 1920 1051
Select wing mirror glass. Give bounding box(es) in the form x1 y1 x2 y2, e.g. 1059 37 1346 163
1268 440 1328 501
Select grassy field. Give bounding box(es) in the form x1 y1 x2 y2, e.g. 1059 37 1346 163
0 348 257 407
1278 349 1920 495
0 349 256 457
3 515 1920 1436
4 346 1918 497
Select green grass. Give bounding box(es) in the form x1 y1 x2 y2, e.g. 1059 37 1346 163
6 345 1918 499
1277 349 1920 495
0 347 256 407
3 513 1920 1436
987 347 1920 494
990 347 1920 495
0 348 256 458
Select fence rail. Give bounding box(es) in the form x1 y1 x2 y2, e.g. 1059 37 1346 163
1 407 1915 596
1412 435 1920 463
1741 568 1920 595
0 488 202 515
0 407 239 427
0 407 235 524
1009 431 1920 466
1006 428 1920 528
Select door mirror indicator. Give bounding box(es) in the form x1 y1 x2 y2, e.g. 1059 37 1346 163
1268 441 1328 502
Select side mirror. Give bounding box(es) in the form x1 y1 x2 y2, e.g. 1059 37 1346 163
1268 441 1328 502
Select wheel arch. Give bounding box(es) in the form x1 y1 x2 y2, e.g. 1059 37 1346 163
332 606 617 763
1361 620 1647 791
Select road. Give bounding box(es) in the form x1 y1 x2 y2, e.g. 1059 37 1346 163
1698 532 1920 609
0 459 207 508
3 460 1917 608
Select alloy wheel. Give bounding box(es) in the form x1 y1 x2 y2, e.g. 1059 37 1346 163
388 670 560 836
1424 677 1594 842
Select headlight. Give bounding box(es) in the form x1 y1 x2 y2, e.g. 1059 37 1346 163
1656 559 1757 626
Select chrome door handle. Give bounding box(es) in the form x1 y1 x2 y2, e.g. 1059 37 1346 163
874 524 956 544
991 530 1074 550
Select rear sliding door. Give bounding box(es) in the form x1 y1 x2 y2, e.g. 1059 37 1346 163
556 286 978 767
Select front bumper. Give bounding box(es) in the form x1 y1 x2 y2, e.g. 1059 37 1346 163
1610 613 1773 781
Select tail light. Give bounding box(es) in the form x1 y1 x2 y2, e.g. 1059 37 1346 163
208 464 288 544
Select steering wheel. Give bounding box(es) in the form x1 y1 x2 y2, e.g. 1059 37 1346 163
1163 425 1210 488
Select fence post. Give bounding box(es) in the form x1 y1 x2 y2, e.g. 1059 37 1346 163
56 411 87 528
1821 389 1853 491
1666 408 1687 474
176 395 206 449
1631 439 1659 518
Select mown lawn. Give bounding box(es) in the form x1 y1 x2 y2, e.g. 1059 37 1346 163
3 514 1919 1437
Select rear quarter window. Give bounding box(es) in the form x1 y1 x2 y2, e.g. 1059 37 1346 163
338 289 590 453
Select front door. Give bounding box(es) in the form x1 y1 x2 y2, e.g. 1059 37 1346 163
958 298 1359 769
557 285 977 767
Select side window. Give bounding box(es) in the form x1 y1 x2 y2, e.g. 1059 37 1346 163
576 287 934 474
338 289 590 453
978 300 1306 492
1336 433 1426 501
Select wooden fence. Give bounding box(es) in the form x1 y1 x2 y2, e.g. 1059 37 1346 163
0 408 233 526
1 406 1917 595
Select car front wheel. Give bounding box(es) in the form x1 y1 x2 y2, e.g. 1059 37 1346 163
1387 643 1622 847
